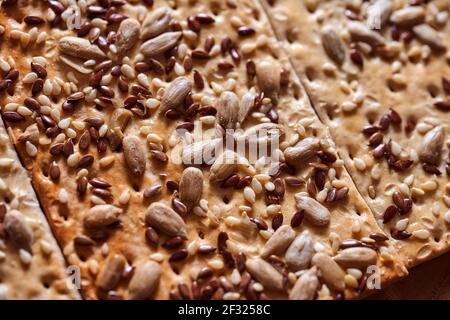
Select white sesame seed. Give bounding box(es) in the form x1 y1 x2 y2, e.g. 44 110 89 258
23 72 38 83
66 128 77 139
266 204 281 216
149 253 164 262
0 58 10 73
244 186 256 204
443 196 450 208
396 218 409 231
55 133 66 143
72 120 85 131
17 106 32 117
38 95 51 106
347 268 363 280
118 189 131 205
137 73 150 87
67 153 80 167
207 259 224 270
25 141 38 157
43 79 53 95
146 133 163 144
370 165 381 180
224 216 240 227
230 269 241 285
399 183 410 197
252 282 264 292
352 218 361 234
76 169 89 180
58 188 69 204
342 101 358 112
223 292 240 300
99 155 115 168
98 124 108 137
353 158 366 171
145 98 160 110
91 195 106 205
174 63 185 76
412 229 430 240
251 178 262 194
121 64 135 79
444 211 450 224
199 115 216 125
40 240 53 256
100 74 112 86
5 103 19 111
19 249 32 265
50 108 60 122
420 180 438 192
0 158 14 168
344 274 359 288
58 118 71 130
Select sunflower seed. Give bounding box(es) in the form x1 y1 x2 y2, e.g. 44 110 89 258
413 24 446 51
58 36 106 60
419 126 445 165
160 77 192 112
285 232 314 271
238 87 257 123
209 150 239 182
312 253 345 291
179 167 203 210
367 0 392 29
116 18 141 56
141 7 172 40
321 27 346 65
334 247 377 269
289 266 319 300
3 210 33 252
245 258 284 291
217 91 239 129
96 254 126 291
123 135 146 176
284 137 320 166
128 261 161 300
140 31 182 57
256 59 280 102
347 21 385 47
295 193 330 226
84 205 122 229
390 6 425 27
261 225 295 258
145 202 187 238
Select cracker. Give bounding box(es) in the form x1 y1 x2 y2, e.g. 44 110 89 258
0 118 79 299
0 0 407 299
260 0 450 267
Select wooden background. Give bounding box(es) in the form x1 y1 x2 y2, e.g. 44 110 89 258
370 253 450 299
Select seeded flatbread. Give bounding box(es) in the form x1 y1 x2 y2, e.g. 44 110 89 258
371 252 450 300
260 0 450 268
0 118 79 300
0 0 407 300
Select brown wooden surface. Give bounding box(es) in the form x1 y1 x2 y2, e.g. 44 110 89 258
370 253 450 300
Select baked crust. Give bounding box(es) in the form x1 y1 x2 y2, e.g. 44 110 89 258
0 118 80 300
0 0 408 300
261 0 450 268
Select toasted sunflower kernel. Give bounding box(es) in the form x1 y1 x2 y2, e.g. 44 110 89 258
344 274 359 289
